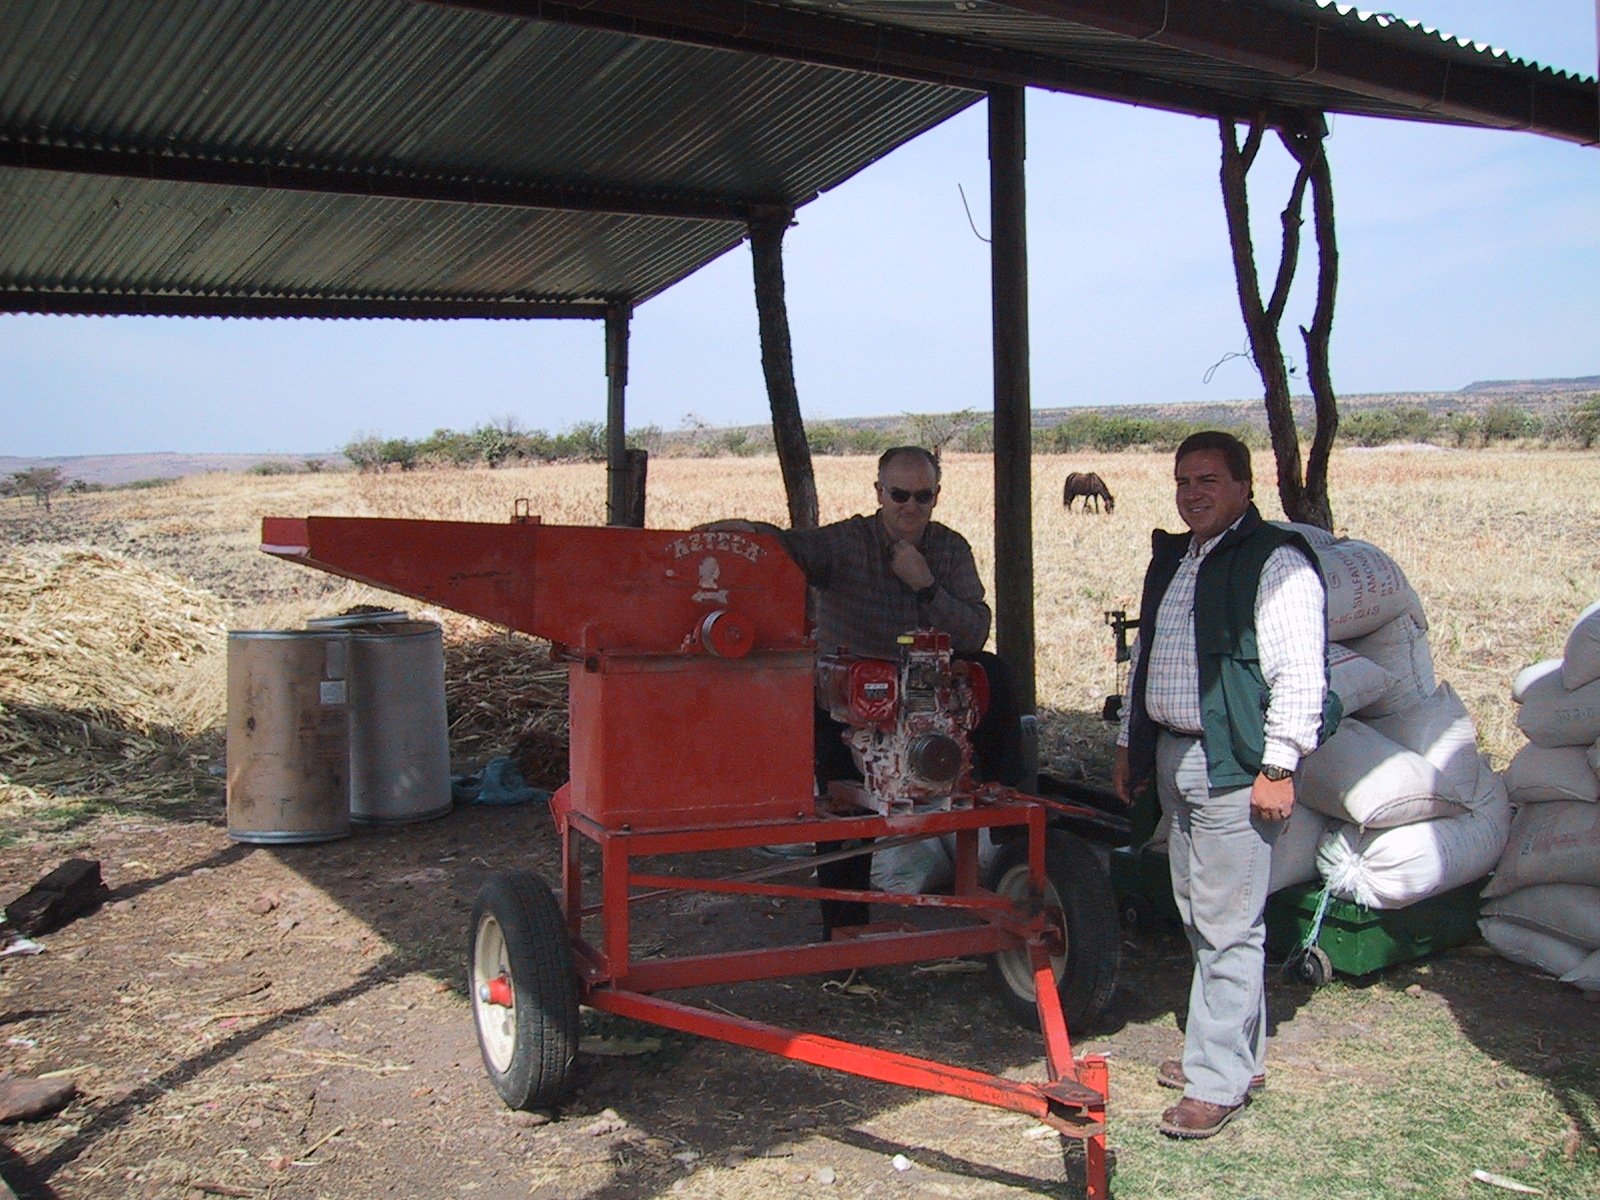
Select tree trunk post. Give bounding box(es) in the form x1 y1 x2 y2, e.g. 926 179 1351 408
1218 115 1341 530
749 207 819 531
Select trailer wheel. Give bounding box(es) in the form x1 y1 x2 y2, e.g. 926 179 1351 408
1282 944 1333 988
469 871 580 1110
987 830 1120 1030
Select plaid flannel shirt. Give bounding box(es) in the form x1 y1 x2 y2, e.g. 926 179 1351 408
778 514 991 658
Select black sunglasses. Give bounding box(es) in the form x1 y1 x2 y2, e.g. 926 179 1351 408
886 486 937 505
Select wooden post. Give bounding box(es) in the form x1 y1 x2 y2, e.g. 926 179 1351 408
749 207 819 530
989 86 1036 724
605 301 634 526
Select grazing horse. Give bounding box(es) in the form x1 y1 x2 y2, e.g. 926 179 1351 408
1063 471 1114 514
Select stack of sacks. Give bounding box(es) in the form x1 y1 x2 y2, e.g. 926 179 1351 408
1281 528 1510 908
1479 602 1600 995
1140 528 1510 912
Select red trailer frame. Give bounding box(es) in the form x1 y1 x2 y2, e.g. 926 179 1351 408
263 513 1111 1198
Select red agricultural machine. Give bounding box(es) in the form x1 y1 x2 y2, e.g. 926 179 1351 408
262 511 1119 1196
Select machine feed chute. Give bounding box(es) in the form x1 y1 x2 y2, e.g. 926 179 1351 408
261 514 817 829
260 516 809 656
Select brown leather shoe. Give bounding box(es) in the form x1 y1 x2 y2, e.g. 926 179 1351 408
1157 1058 1265 1094
1158 1096 1247 1139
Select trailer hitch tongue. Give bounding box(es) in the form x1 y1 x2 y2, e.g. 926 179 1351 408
479 975 514 1007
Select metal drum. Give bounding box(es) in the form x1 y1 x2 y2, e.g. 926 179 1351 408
337 618 452 825
226 630 352 844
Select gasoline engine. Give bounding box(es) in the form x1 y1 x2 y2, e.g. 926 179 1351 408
815 630 989 816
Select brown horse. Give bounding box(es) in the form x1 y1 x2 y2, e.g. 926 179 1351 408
1063 471 1114 514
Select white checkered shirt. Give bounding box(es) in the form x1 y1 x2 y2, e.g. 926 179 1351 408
1118 522 1328 772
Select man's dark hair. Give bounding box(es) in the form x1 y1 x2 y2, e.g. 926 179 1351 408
1175 430 1252 487
877 445 941 483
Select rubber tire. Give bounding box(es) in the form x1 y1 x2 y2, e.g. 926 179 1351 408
469 870 580 1110
1284 944 1333 988
986 829 1121 1031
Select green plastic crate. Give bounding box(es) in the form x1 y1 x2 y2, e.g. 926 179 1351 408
1109 845 1486 980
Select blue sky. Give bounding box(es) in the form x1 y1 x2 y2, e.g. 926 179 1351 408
3 3 1596 457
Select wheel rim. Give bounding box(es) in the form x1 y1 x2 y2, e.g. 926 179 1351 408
993 862 1068 1001
472 912 517 1073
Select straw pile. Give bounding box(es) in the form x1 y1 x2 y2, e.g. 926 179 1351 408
0 545 231 805
435 613 570 787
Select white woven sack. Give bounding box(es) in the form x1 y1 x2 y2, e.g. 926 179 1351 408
1481 883 1600 952
872 834 955 894
1514 667 1600 748
1269 803 1333 894
1560 947 1600 991
1560 600 1600 690
1273 521 1341 548
1586 740 1600 778
1342 614 1436 718
1503 743 1600 804
1308 538 1428 641
1512 658 1562 703
1368 682 1480 805
1327 644 1397 717
1315 766 1509 909
1479 917 1591 978
870 797 997 895
1482 799 1600 898
1297 717 1467 828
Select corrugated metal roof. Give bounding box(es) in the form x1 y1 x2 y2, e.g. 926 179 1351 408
0 0 1592 320
0 1 977 316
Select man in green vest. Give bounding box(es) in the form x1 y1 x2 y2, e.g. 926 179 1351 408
1113 430 1339 1139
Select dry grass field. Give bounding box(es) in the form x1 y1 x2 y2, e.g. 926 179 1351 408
1 447 1598 1200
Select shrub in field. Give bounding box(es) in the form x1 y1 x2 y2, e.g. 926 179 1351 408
246 460 301 476
344 433 386 472
1554 394 1600 448
1341 405 1438 446
1480 402 1538 443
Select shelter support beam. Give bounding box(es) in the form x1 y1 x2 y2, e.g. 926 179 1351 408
0 141 761 222
438 0 1600 147
988 87 1036 725
750 208 819 531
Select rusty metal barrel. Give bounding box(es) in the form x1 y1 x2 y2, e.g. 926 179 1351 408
225 630 352 843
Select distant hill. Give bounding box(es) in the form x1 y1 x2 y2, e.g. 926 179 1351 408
5 376 1595 484
0 451 345 487
787 376 1599 438
1459 375 1600 394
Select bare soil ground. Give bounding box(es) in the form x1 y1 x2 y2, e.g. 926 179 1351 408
2 476 1597 1200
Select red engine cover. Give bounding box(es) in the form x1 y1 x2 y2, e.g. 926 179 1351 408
815 655 899 728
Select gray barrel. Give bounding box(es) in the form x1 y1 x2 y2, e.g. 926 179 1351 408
226 630 352 844
342 619 452 825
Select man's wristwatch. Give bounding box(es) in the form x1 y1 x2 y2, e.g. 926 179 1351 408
1260 764 1293 782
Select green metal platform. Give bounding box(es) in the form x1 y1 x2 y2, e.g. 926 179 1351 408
1109 845 1486 981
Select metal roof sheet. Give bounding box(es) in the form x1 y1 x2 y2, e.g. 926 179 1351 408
0 0 1592 321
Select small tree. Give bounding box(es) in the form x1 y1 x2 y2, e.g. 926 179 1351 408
902 409 982 459
1218 112 1339 529
343 433 386 473
378 438 419 471
10 466 67 511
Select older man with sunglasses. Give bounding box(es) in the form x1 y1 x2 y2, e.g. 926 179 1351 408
704 445 1021 936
